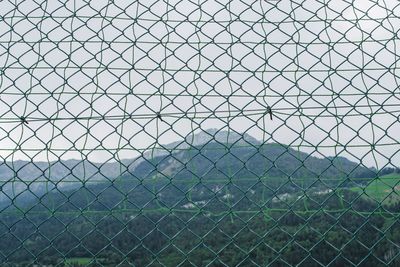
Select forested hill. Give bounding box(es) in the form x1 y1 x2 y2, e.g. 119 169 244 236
134 139 375 182
0 129 376 207
26 132 376 213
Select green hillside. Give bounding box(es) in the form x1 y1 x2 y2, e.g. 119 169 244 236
351 174 400 204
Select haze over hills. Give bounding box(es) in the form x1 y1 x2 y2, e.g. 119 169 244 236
0 129 256 203
0 129 375 206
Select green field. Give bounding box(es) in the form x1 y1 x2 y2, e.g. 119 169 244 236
351 174 400 204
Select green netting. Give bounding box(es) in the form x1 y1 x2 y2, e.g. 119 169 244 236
1 0 400 266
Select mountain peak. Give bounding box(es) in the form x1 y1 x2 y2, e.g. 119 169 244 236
142 128 260 159
184 128 260 147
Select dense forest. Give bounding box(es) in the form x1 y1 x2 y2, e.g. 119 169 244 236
0 133 398 266
2 191 400 266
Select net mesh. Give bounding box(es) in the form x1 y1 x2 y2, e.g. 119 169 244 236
1 0 400 266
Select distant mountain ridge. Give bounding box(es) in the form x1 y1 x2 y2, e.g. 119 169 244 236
29 133 377 215
0 159 125 204
0 129 375 205
134 139 374 182
0 129 247 203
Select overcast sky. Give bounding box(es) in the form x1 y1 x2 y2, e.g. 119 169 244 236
1 0 400 169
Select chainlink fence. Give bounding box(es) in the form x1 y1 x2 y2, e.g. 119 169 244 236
1 0 400 266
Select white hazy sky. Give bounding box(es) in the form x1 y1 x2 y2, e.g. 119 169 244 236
1 0 400 169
